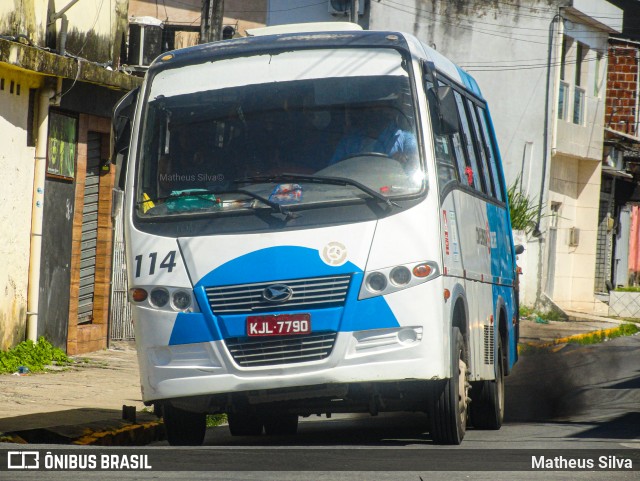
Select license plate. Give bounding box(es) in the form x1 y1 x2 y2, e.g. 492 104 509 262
246 314 311 337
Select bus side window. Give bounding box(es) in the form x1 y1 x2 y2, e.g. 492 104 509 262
453 91 485 193
466 97 495 199
434 134 460 189
427 81 462 191
475 106 505 202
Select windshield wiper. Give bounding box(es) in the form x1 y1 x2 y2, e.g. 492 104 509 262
138 189 297 218
237 173 400 209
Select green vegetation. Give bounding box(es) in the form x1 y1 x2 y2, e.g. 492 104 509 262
0 337 70 374
519 305 565 322
613 286 640 292
143 408 226 428
508 178 542 235
206 414 227 428
567 323 639 345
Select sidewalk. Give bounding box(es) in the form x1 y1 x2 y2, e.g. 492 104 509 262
0 341 165 446
0 315 636 446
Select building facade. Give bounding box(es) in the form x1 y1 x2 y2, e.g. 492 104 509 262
0 0 140 353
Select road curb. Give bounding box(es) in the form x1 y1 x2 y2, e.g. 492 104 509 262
519 325 637 352
72 420 166 446
1 419 166 446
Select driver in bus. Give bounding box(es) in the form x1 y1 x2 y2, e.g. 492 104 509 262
328 102 418 167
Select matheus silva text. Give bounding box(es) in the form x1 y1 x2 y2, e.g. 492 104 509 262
532 455 633 470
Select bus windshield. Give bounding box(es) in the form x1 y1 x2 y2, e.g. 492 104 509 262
137 48 424 217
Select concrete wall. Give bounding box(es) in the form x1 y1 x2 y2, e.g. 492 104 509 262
0 66 43 350
0 0 129 65
547 155 606 313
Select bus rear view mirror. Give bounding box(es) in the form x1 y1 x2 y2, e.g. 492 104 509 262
111 87 139 190
111 187 124 219
429 86 459 136
515 244 525 255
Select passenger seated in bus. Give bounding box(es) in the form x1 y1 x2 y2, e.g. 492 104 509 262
328 104 417 167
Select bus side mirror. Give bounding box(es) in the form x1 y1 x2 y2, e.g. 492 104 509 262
515 244 525 255
111 87 139 191
429 86 459 136
112 187 124 219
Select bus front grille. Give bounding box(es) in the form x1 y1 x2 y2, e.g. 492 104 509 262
225 332 337 367
205 275 352 314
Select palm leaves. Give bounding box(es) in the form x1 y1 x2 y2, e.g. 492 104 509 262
507 178 541 235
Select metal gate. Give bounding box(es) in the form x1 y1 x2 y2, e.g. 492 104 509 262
110 189 134 340
594 177 615 293
78 132 101 324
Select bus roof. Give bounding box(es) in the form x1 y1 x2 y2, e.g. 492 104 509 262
246 22 363 36
148 28 482 99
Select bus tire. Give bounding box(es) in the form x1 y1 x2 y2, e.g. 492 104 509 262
163 404 206 446
263 413 299 435
471 337 504 430
227 412 263 436
428 327 469 445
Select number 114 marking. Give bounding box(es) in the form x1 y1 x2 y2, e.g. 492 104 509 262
134 251 177 278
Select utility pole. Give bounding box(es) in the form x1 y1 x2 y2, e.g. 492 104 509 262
351 0 359 24
201 0 224 44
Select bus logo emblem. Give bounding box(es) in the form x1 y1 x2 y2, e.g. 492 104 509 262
321 242 347 266
262 284 293 303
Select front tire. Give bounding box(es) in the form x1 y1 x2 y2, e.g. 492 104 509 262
471 336 505 430
163 404 206 446
428 327 469 445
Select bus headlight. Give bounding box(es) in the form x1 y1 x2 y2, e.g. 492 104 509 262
359 261 439 300
129 286 199 312
149 288 170 307
172 290 192 311
390 266 411 286
365 272 388 292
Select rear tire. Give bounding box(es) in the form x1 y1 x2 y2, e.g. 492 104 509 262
163 404 206 446
227 413 263 436
263 413 299 435
471 336 505 430
428 327 469 445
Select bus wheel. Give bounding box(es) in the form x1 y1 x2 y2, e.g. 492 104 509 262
428 327 469 445
471 336 504 430
263 413 299 435
163 404 206 446
227 412 263 436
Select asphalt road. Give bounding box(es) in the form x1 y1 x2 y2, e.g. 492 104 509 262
4 335 639 480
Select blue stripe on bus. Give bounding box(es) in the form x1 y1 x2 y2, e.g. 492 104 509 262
168 246 399 345
455 66 483 98
486 203 517 370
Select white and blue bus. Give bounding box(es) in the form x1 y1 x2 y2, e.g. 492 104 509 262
112 25 521 446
